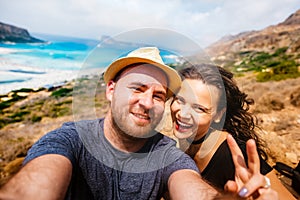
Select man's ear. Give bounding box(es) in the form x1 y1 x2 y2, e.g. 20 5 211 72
213 107 226 123
106 80 115 101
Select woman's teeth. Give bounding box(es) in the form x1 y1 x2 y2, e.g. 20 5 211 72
177 120 193 129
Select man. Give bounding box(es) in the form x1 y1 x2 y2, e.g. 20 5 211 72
0 47 217 200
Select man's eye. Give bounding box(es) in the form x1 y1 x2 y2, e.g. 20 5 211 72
154 94 166 102
129 86 142 92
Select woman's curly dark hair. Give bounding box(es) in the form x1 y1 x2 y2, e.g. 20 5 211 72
178 63 268 160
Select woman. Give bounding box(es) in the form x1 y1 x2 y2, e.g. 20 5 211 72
170 64 295 199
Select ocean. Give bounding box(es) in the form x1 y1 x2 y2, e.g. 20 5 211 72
0 33 180 95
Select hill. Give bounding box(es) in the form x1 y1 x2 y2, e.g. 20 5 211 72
205 9 300 82
206 9 300 57
0 21 44 43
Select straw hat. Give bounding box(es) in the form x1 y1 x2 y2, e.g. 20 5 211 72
103 47 181 98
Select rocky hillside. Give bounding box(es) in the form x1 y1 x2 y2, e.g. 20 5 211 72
205 9 300 75
206 9 300 56
0 22 43 43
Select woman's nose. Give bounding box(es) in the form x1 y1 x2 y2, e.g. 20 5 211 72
178 104 192 119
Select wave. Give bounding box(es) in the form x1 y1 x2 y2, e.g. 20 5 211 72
9 69 46 74
0 78 32 84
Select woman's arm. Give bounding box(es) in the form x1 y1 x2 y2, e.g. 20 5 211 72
266 170 296 200
0 154 72 200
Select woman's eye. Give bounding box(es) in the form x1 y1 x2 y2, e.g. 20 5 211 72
193 105 210 114
175 97 184 104
193 106 205 113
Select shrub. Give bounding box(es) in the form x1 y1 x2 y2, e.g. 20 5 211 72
252 52 272 63
9 111 30 122
51 88 73 97
12 88 35 93
0 102 11 110
273 47 288 56
234 47 300 82
290 87 300 107
256 72 273 82
31 115 42 122
255 92 284 113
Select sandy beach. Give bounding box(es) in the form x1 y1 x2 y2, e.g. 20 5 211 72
0 47 21 54
0 46 104 95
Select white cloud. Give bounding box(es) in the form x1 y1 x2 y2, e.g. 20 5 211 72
0 0 299 47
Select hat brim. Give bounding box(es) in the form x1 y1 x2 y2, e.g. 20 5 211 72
103 57 181 98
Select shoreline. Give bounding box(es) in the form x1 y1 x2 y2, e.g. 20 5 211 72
0 67 103 95
0 70 78 95
0 47 21 54
0 44 105 95
0 49 105 95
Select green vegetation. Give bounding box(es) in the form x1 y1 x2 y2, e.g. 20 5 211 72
0 86 74 129
12 88 35 93
0 93 27 110
0 79 109 129
232 47 300 82
51 88 73 97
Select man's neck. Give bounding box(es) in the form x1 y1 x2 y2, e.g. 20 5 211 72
103 113 148 153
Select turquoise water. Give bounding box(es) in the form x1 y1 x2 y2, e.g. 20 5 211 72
0 34 99 71
0 34 179 94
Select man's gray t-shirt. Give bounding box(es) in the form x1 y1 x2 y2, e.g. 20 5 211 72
24 118 199 200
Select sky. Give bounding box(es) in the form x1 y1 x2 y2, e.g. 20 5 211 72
0 0 300 47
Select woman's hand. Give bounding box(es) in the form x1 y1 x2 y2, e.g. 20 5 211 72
224 134 279 199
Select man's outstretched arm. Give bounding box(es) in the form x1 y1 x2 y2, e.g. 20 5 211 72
0 154 72 200
168 169 217 200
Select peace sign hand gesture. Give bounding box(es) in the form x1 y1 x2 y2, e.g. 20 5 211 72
224 134 278 200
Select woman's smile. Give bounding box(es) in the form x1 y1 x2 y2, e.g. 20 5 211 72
175 119 193 132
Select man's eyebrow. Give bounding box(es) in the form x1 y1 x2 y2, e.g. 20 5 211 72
130 82 167 95
155 90 167 96
130 82 143 85
129 82 146 88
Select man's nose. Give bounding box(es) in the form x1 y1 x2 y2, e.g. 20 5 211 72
139 91 154 109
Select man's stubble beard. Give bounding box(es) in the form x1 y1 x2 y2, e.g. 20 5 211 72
110 104 162 139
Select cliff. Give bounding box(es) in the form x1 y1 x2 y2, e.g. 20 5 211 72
202 9 300 83
206 9 300 59
0 22 44 43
